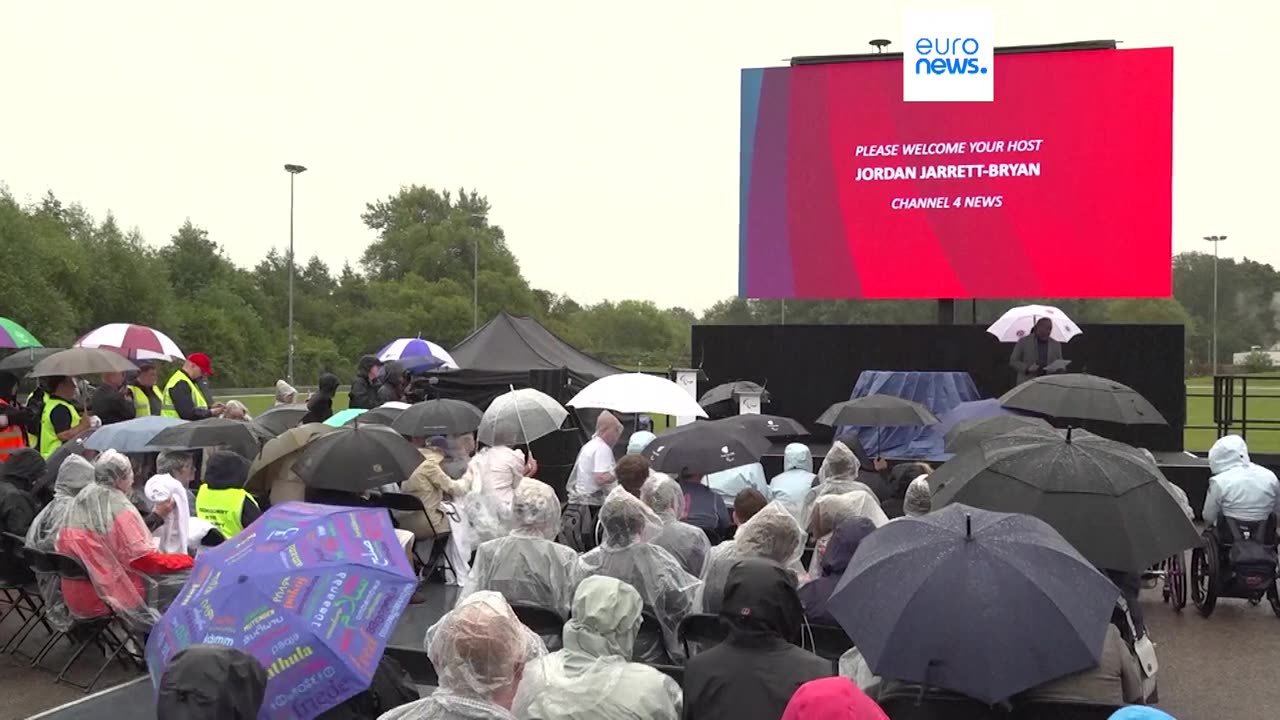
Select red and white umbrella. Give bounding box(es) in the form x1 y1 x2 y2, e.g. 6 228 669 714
75 323 185 361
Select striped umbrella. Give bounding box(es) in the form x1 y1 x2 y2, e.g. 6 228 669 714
0 318 42 349
376 337 459 371
75 323 184 361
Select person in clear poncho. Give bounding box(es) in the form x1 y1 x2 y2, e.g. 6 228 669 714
573 486 701 665
513 576 682 720
460 479 577 620
700 500 805 614
806 491 888 577
461 444 535 544
802 442 875 524
640 473 712 578
25 454 94 632
54 450 193 628
378 591 546 720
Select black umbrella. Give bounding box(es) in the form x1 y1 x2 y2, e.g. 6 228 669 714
292 423 424 493
0 347 64 372
251 404 309 437
829 504 1119 704
711 413 808 438
943 415 1054 453
391 399 483 437
698 381 770 408
640 423 770 477
999 373 1167 425
149 417 261 458
816 395 939 427
930 432 1200 572
348 405 404 428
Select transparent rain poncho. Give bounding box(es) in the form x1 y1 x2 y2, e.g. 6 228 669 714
25 454 94 632
574 486 701 664
513 576 682 720
460 479 578 618
806 491 888 577
460 446 527 544
383 591 547 720
700 501 805 614
55 451 188 628
802 442 875 527
640 474 713 578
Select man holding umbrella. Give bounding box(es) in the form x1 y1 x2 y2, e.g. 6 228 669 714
1009 317 1064 385
162 353 224 421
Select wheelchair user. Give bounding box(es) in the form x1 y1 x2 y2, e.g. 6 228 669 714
1204 435 1280 540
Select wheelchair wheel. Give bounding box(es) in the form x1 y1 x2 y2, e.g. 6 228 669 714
1167 551 1187 611
1268 582 1280 619
1191 544 1218 617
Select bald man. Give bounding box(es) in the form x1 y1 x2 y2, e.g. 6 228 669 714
559 411 623 552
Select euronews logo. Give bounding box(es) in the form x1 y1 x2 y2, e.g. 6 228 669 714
914 38 988 76
903 10 993 102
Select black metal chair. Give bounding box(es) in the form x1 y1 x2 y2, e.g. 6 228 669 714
678 613 727 658
42 552 144 692
6 545 59 659
633 610 671 665
0 532 43 650
1012 700 1123 720
878 690 1012 720
511 603 566 651
377 492 458 583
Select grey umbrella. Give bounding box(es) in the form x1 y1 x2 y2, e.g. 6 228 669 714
829 504 1120 704
149 417 261 458
816 394 939 427
84 416 187 453
29 348 137 377
698 381 770 408
251 404 309 437
1000 373 1167 425
392 399 483 437
930 431 1200 572
943 414 1054 453
0 348 64 372
477 388 567 446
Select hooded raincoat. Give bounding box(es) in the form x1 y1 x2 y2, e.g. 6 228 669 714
1203 435 1280 525
683 559 833 720
302 372 340 425
798 517 877 625
461 445 528 543
641 473 712 578
26 454 94 631
806 492 888 577
802 443 876 527
780 677 889 720
574 487 701 664
156 645 268 720
350 355 383 410
770 443 816 522
701 501 805 614
461 479 578 618
513 576 682 720
0 447 41 581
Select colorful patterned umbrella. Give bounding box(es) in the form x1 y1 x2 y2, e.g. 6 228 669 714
74 322 184 361
145 502 417 720
0 318 42 349
376 337 459 371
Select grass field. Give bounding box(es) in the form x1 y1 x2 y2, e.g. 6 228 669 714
221 376 1280 453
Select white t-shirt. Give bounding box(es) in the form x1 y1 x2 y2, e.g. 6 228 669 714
570 436 616 505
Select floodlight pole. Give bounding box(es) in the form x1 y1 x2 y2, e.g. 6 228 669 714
284 164 307 383
1204 235 1227 374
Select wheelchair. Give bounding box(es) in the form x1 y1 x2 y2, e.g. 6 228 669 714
1190 515 1280 618
1141 551 1186 612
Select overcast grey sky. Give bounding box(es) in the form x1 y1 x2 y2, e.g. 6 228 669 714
3 1 1275 311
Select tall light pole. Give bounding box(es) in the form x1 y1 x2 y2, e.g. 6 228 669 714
284 164 307 383
467 212 486 331
1204 235 1227 375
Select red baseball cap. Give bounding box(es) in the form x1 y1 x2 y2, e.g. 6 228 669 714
187 352 214 376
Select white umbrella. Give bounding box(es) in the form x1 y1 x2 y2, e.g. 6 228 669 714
567 373 708 418
985 305 1082 343
478 388 568 446
75 323 185 361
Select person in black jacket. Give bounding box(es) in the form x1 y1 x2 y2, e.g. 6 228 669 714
376 360 407 405
301 372 340 424
349 355 383 410
0 448 43 583
89 371 136 426
682 559 832 720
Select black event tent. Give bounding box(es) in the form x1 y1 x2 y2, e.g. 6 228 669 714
427 311 621 408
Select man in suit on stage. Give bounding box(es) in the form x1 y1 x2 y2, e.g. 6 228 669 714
1010 317 1064 385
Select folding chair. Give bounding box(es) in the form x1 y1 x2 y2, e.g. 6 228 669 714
806 622 854 662
678 613 728 658
0 532 42 650
43 552 144 692
6 545 59 660
378 492 458 583
511 603 566 650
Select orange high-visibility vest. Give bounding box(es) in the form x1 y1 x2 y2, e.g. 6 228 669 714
0 400 28 462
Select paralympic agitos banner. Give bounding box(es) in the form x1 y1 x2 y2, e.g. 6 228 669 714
739 47 1172 300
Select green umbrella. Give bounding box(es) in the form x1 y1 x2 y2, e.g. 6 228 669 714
324 408 366 427
0 318 42 349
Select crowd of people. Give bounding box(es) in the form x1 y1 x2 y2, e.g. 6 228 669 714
8 349 1272 720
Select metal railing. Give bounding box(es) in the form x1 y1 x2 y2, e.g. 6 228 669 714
1185 375 1280 446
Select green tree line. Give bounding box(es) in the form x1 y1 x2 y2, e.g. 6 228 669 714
2 182 1276 385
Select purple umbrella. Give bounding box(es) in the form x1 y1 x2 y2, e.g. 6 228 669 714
145 502 417 720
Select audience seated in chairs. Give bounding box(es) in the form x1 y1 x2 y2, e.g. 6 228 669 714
641 473 713 578
798 516 877 626
24 455 93 633
769 443 817 523
396 435 471 544
675 469 733 542
806 491 887 578
514 576 682 720
573 487 701 665
683 559 833 720
701 501 804 614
